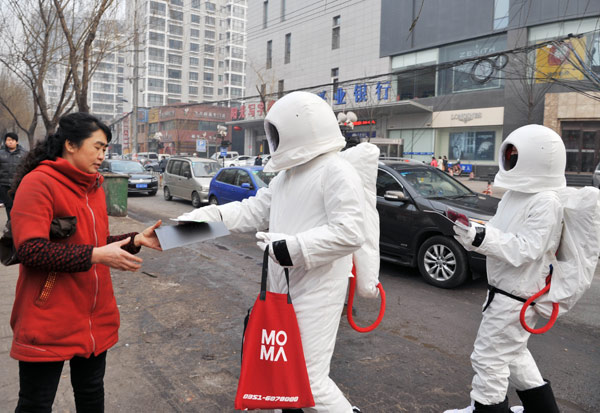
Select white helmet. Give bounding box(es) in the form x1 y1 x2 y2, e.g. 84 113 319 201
263 91 345 172
494 124 566 193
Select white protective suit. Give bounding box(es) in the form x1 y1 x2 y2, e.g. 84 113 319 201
450 125 565 411
179 91 366 412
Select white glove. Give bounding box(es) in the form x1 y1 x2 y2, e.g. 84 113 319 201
176 205 222 222
256 232 304 267
453 222 485 251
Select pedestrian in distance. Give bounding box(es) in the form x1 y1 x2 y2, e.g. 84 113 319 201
0 132 28 219
254 153 263 166
442 155 449 172
158 155 168 173
430 155 438 168
178 91 368 412
438 156 444 171
8 112 162 413
447 125 573 413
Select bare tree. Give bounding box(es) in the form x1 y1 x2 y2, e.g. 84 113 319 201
0 0 75 134
52 0 121 113
0 70 38 148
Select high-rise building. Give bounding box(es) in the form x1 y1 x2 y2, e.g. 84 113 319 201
125 0 248 109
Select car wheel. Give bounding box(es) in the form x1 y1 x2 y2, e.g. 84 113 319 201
208 195 218 206
149 190 157 196
417 235 468 288
191 191 202 208
163 186 172 201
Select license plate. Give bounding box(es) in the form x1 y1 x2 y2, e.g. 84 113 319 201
136 183 148 188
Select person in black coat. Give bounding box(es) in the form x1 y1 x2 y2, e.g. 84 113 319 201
0 133 28 218
254 154 263 166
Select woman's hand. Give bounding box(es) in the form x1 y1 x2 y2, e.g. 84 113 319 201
134 220 162 251
92 237 143 271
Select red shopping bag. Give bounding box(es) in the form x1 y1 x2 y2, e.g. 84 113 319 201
234 248 315 410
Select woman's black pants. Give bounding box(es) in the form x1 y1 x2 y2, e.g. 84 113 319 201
15 351 107 413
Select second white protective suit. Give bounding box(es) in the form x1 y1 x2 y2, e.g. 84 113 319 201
449 125 565 412
179 91 366 412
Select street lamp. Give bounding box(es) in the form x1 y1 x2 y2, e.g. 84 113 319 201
337 111 360 149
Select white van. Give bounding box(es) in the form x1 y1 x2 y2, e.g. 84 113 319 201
210 151 240 166
163 156 221 207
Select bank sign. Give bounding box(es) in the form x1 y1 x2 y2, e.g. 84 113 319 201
230 80 394 121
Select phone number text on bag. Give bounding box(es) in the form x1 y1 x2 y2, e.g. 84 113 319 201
242 394 300 402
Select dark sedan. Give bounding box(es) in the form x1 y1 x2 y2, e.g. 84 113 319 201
99 160 158 196
377 158 500 288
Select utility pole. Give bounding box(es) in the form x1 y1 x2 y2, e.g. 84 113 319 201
131 0 139 155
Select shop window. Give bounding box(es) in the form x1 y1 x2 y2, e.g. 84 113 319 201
396 66 436 100
448 131 496 161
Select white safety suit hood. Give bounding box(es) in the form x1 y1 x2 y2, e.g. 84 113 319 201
263 91 346 173
494 124 566 193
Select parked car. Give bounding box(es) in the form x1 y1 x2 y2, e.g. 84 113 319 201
233 155 255 166
99 159 158 196
376 158 500 288
136 152 159 164
208 166 277 205
210 151 240 167
144 155 170 172
163 156 221 207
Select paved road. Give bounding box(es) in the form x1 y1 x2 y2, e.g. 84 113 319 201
0 181 598 412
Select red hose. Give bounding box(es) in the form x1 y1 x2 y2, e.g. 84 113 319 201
519 274 560 334
347 265 386 333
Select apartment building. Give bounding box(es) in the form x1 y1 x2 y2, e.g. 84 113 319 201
125 0 248 109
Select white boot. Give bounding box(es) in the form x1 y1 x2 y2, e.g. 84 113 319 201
509 407 524 413
443 401 474 413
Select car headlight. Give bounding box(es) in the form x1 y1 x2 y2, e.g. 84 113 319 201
151 176 158 182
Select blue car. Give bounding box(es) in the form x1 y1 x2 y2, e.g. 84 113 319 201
208 166 277 205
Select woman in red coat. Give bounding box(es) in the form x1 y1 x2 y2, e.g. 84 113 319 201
9 112 161 412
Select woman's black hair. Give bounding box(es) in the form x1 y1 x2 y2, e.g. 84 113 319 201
10 112 111 195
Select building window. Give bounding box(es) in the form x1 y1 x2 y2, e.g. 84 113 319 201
396 67 436 100
169 10 183 21
266 40 272 69
263 1 268 29
168 54 182 65
168 24 183 36
284 33 291 64
205 16 215 25
331 67 339 77
189 72 199 81
205 2 216 12
204 58 214 68
148 94 163 105
150 1 166 15
149 31 164 46
149 16 166 31
171 0 183 6
190 28 200 38
148 47 164 61
205 30 216 40
332 16 340 50
191 0 201 9
230 74 243 86
203 86 214 95
278 80 284 98
189 86 198 95
281 0 286 21
190 43 200 52
191 14 201 24
204 72 214 82
168 39 182 50
167 83 181 94
148 63 164 76
167 69 182 79
493 0 509 30
204 44 215 54
148 78 164 92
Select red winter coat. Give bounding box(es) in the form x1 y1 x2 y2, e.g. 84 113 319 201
10 158 120 362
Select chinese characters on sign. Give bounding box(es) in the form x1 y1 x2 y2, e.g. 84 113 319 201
321 81 392 105
230 101 275 121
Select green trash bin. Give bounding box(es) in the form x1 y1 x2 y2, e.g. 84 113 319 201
101 173 128 217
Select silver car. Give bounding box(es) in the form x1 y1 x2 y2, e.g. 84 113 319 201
163 157 220 207
593 162 600 188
